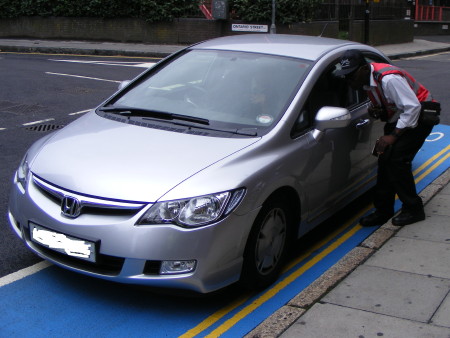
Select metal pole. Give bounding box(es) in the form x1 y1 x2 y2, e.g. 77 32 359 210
364 0 370 44
270 0 276 34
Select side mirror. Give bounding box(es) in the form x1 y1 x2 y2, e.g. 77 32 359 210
313 106 351 141
118 80 131 91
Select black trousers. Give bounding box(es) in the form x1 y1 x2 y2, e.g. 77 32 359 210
374 121 434 215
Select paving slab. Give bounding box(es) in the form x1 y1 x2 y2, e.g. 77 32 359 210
397 214 450 243
366 237 450 279
440 183 450 195
281 302 450 338
432 292 450 328
427 193 450 217
322 265 450 322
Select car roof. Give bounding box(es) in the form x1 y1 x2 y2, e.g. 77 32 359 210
191 34 364 61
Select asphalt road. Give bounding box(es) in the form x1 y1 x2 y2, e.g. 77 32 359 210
1 51 449 280
0 53 157 276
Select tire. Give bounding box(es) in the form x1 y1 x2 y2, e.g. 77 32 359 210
241 195 293 290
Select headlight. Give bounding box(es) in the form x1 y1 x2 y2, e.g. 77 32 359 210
137 188 245 228
17 154 30 191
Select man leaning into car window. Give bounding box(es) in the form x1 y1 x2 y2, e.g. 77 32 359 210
335 50 437 227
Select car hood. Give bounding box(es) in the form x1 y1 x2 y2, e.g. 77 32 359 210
30 112 260 202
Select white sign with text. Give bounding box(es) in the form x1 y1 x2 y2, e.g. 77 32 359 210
231 24 268 32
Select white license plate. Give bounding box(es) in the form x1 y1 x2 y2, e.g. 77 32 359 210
30 223 96 263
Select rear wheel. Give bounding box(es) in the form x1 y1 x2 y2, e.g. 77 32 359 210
241 195 293 290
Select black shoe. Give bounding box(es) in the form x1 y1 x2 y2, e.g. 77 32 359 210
392 210 425 226
360 212 393 227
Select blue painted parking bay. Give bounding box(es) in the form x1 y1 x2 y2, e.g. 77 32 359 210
1 125 449 338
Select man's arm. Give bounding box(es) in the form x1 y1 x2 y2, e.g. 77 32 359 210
374 74 421 155
382 74 421 129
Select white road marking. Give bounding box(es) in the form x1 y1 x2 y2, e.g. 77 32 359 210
1 110 91 131
69 109 91 116
0 261 52 287
50 59 156 68
23 118 55 126
46 72 121 83
6 57 153 131
426 132 445 142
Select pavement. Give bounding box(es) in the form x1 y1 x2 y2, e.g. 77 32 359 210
1 35 450 59
1 35 450 337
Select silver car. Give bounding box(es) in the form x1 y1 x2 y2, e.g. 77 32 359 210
8 34 387 293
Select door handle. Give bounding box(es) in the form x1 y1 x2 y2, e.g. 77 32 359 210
356 119 370 129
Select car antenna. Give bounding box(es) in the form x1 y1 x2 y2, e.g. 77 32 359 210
318 23 328 37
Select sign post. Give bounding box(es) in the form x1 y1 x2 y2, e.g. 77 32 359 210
270 0 276 34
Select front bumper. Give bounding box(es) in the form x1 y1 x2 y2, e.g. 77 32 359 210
8 173 258 293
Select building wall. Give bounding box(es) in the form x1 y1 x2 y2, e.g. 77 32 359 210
0 16 412 46
414 21 450 35
350 19 414 45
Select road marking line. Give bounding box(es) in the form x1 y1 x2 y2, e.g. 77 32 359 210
413 145 450 178
180 295 251 338
50 59 155 68
416 150 450 184
0 128 6 131
69 109 91 116
46 72 121 83
23 118 55 126
0 261 52 287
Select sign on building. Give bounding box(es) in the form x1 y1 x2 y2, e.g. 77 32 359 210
231 24 269 33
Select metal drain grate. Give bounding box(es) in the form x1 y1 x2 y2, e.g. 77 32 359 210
25 124 64 132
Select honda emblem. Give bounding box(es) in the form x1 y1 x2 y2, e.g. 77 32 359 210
61 196 82 218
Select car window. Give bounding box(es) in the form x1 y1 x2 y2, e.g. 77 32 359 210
291 51 388 137
292 63 349 137
110 50 312 135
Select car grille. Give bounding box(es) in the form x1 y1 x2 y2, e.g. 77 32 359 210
32 175 146 217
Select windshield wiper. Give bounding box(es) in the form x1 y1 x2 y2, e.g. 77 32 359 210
170 121 258 136
99 106 257 136
99 106 210 125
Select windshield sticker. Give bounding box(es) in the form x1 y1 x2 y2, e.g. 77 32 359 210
257 115 274 124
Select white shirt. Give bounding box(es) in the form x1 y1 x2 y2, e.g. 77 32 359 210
365 64 421 129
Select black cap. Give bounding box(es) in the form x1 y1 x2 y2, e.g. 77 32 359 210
335 50 366 76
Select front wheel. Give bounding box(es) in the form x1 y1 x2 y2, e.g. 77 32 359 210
241 195 293 290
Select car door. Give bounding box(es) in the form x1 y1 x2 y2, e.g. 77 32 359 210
291 57 377 226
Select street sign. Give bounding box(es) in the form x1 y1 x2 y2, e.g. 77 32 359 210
231 24 268 32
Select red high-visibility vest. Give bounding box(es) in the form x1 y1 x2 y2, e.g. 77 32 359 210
369 63 432 120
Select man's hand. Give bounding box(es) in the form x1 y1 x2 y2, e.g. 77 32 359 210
375 135 396 155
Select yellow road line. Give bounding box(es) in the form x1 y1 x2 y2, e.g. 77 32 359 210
413 144 450 177
283 206 370 273
179 296 251 338
416 151 450 183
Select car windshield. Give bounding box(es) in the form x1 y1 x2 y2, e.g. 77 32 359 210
108 49 312 133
